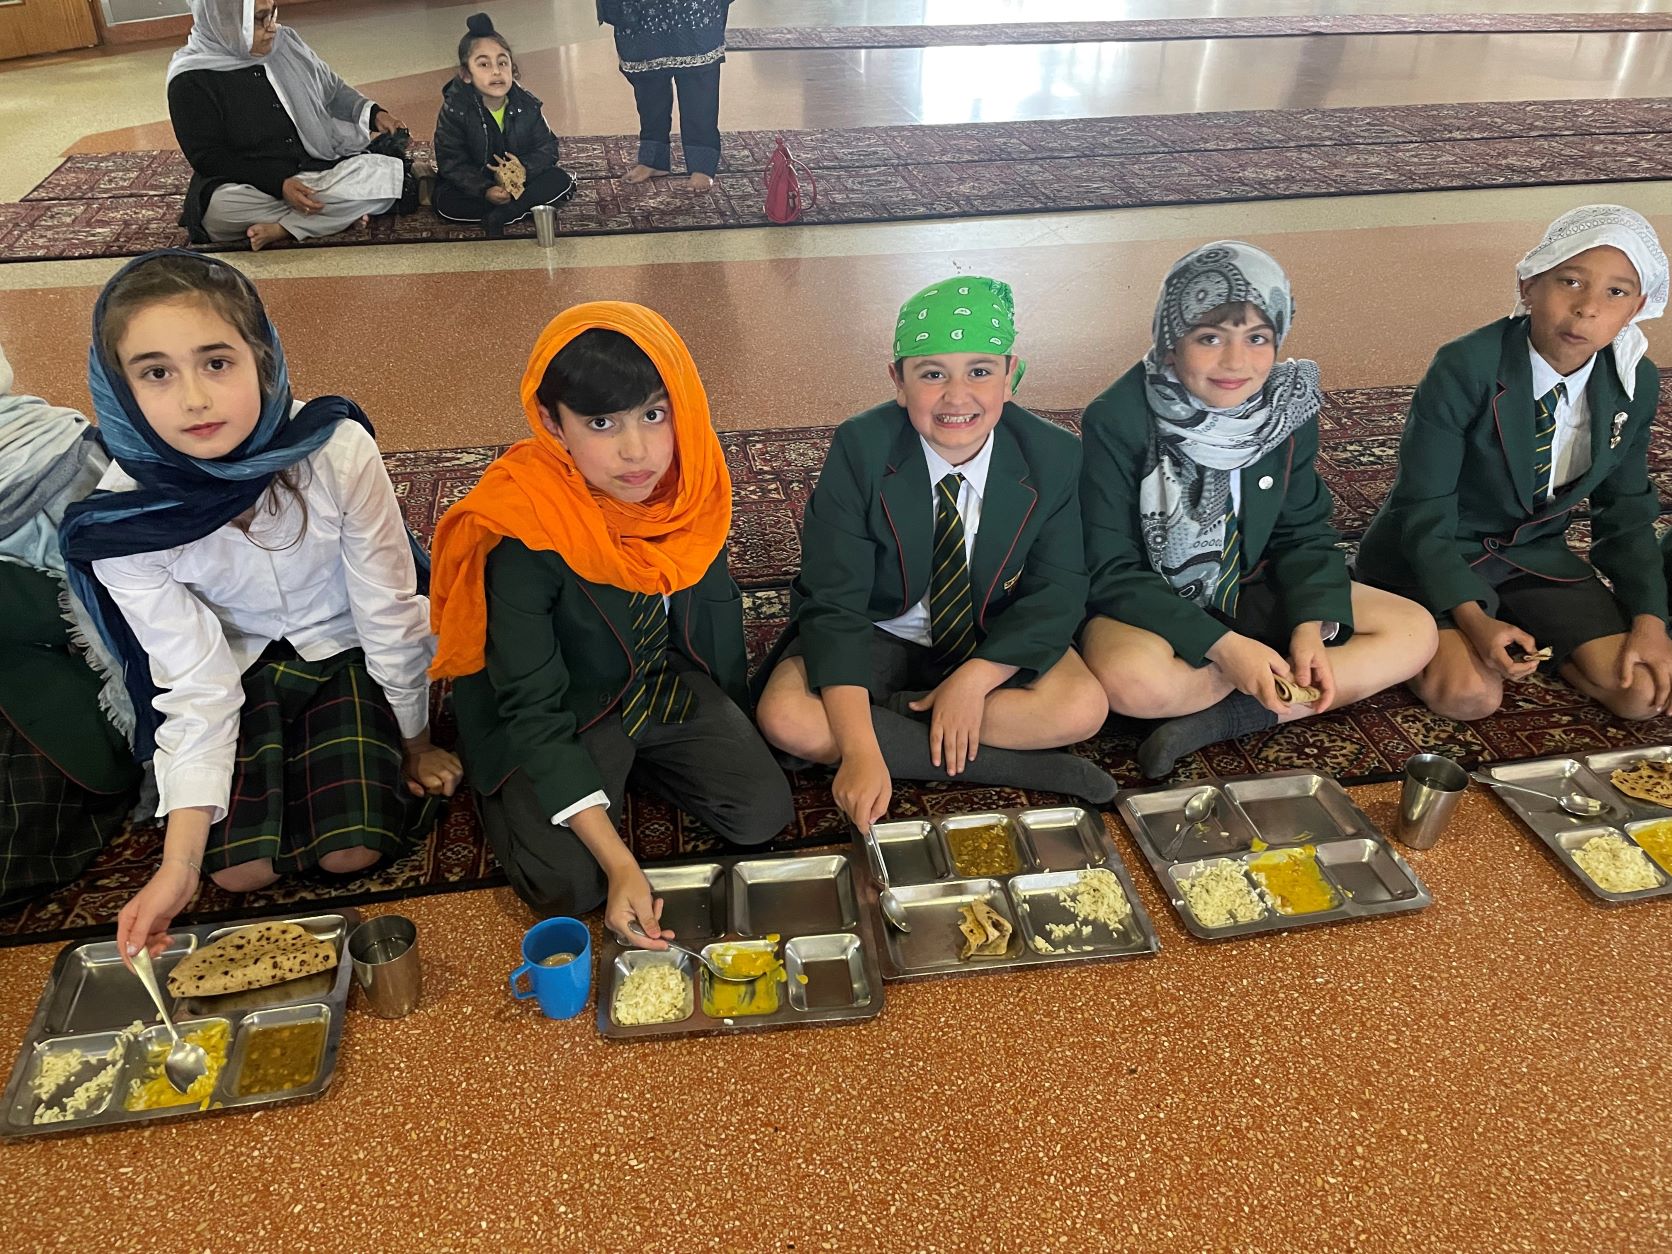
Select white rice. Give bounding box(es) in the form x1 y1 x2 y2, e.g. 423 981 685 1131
612 964 690 1026
31 1020 145 1125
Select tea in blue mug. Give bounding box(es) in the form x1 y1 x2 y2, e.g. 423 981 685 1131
508 917 592 1019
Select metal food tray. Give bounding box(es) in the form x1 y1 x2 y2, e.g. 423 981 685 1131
1482 746 1672 904
857 806 1162 981
1116 770 1432 941
596 852 885 1041
2 909 360 1138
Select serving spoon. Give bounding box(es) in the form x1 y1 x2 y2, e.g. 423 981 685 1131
130 948 207 1095
1470 771 1607 819
623 923 757 983
860 825 912 933
1162 787 1220 859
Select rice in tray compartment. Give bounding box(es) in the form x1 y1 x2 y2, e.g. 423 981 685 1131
1571 833 1664 894
31 1021 145 1125
1040 868 1134 950
612 964 691 1026
1177 859 1268 928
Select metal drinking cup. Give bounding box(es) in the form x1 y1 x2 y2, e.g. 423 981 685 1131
348 915 422 1018
531 203 557 247
1395 753 1469 850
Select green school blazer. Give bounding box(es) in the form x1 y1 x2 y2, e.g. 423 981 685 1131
1080 363 1352 667
1357 317 1664 622
787 400 1088 691
0 561 138 794
450 540 750 820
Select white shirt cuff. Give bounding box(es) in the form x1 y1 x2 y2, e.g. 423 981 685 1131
387 689 430 741
553 791 610 828
157 764 233 825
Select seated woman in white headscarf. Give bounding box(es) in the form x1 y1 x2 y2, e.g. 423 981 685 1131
167 0 409 251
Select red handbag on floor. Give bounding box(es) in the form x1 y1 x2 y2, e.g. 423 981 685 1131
764 135 817 224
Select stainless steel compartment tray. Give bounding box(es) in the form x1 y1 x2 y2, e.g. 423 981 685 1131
1486 749 1672 905
856 806 1161 981
595 852 885 1041
1118 769 1432 941
2 909 360 1139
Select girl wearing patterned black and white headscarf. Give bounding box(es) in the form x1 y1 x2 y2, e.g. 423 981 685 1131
1079 241 1436 779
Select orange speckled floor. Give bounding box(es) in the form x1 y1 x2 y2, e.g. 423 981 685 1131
3 783 1669 1251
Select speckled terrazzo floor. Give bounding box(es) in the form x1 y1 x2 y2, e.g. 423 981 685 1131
3 782 1669 1251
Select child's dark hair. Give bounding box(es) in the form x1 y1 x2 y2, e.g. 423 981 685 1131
458 12 518 78
98 253 307 549
98 253 275 395
537 329 666 421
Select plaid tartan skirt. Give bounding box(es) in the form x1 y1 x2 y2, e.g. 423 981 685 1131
0 717 132 912
206 647 438 874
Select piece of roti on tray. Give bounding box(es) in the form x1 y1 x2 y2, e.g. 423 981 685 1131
1611 759 1672 807
166 921 338 997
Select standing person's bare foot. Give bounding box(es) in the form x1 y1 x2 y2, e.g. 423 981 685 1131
624 164 667 184
688 173 714 192
246 223 289 251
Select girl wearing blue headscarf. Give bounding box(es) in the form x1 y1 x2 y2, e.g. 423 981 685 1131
61 251 461 962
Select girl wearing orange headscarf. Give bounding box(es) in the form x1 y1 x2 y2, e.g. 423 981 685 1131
431 302 791 945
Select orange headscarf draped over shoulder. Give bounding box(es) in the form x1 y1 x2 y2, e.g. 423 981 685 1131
428 301 732 680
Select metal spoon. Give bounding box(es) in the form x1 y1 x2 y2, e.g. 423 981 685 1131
130 948 207 1095
1470 771 1607 818
860 825 912 933
1162 787 1220 859
624 923 756 983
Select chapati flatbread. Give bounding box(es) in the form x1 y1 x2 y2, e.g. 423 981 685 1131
166 921 337 998
1274 677 1322 705
1611 759 1672 807
956 900 1013 960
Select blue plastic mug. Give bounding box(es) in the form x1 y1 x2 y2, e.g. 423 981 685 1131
508 917 593 1019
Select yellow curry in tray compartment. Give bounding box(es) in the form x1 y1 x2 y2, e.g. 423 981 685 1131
1247 841 1338 915
125 1020 231 1111
944 822 1022 878
1629 820 1672 875
701 941 786 1018
235 1019 328 1097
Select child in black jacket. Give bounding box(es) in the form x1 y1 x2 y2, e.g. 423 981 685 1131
434 13 575 237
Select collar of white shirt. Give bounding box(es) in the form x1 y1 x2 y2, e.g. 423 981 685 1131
1528 344 1596 425
919 432 995 502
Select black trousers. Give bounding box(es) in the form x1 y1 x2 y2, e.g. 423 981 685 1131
627 62 722 176
432 165 576 228
476 660 792 917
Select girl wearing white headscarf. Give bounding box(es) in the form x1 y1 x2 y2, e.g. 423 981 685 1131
167 0 408 250
1358 204 1671 726
1080 241 1437 778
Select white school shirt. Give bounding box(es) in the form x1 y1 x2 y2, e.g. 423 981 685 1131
876 433 996 647
1529 344 1596 498
91 421 434 822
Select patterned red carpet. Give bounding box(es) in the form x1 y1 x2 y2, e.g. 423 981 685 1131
5 99 1670 262
6 383 1671 945
727 13 1672 49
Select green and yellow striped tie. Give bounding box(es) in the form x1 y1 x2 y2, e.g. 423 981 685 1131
1533 381 1564 500
929 473 977 666
618 592 693 739
1211 505 1243 616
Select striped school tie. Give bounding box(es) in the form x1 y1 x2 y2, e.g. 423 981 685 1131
1533 381 1565 500
930 473 977 666
618 592 693 739
1210 505 1243 616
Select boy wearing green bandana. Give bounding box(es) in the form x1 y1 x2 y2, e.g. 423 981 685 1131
756 277 1115 829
